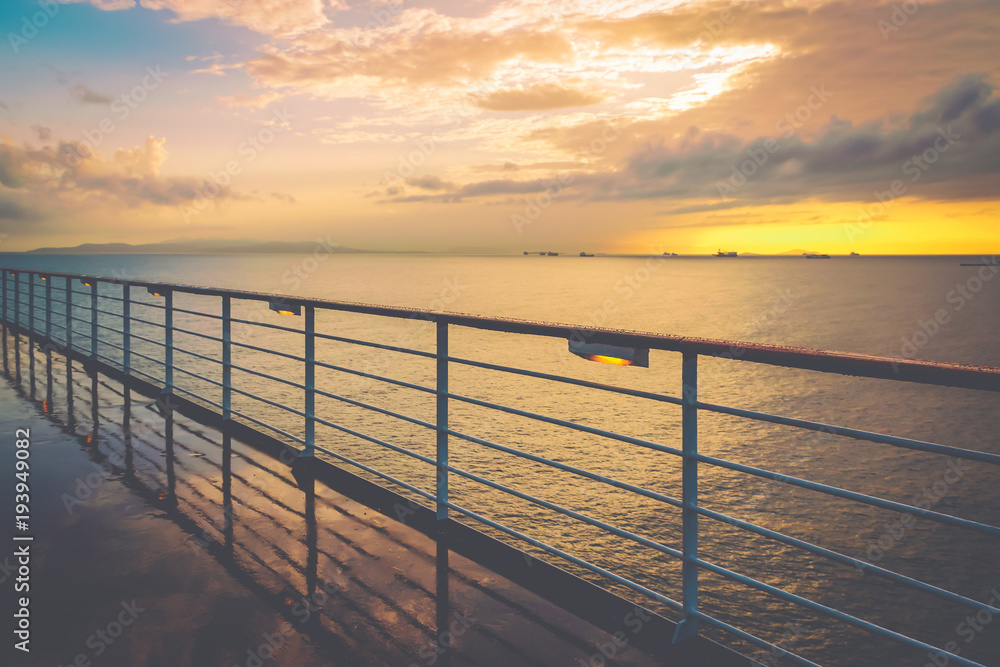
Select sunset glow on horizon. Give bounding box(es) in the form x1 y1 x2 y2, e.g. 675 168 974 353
1 0 998 254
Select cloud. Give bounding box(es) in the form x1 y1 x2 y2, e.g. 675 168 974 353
405 175 454 191
0 134 242 209
270 191 296 204
0 101 8 110
216 92 282 109
473 81 610 111
0 198 38 222
383 75 1000 207
31 125 52 141
71 83 112 105
598 75 1000 204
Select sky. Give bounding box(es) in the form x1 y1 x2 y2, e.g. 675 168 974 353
0 0 998 254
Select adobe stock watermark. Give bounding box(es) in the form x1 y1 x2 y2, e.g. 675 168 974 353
8 0 59 54
55 66 169 172
695 0 751 44
351 0 405 49
844 125 959 243
717 85 832 199
576 606 653 667
889 257 998 367
408 610 476 666
855 458 969 574
877 0 928 41
380 80 505 194
56 600 146 667
179 106 295 223
512 121 622 234
922 586 1000 667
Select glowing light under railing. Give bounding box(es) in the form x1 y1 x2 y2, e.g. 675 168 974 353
147 287 166 297
82 281 92 287
269 301 301 316
568 340 649 367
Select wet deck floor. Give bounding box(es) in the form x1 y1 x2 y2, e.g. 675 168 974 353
0 336 683 667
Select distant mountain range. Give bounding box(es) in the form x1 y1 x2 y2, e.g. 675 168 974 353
24 239 374 255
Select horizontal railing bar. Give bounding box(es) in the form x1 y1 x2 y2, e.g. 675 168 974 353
695 558 986 667
171 385 225 411
230 363 301 388
129 300 166 311
170 325 223 343
171 364 224 388
125 366 162 385
440 499 684 613
312 417 437 467
127 331 166 348
229 317 302 335
446 354 684 406
311 330 436 359
696 453 1000 538
312 359 435 394
229 339 306 362
173 346 224 367
229 386 307 418
127 348 166 365
128 315 166 329
311 444 438 503
5 267 997 391
170 305 223 321
97 339 126 353
308 386 683 510
444 390 685 458
698 506 1000 614
227 408 306 445
691 612 823 667
95 323 125 336
444 463 684 560
697 400 1000 466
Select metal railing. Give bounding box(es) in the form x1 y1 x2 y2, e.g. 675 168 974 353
2 266 999 666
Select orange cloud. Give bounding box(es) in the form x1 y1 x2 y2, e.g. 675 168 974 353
473 81 609 111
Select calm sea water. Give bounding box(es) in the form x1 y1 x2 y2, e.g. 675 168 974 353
2 252 999 666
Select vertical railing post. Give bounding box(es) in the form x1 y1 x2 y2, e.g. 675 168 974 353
674 352 700 642
436 320 449 521
122 284 130 375
14 271 20 332
65 279 73 352
163 289 173 392
28 273 34 337
222 296 231 420
302 305 315 457
2 270 6 325
45 276 52 341
90 280 98 360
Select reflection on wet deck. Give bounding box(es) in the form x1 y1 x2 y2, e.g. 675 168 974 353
3 326 745 666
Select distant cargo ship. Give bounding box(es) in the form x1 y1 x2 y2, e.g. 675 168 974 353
716 250 738 257
579 252 594 257
804 253 831 259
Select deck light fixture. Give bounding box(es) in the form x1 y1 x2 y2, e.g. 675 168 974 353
146 286 166 297
82 280 92 287
569 340 649 367
269 300 301 316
